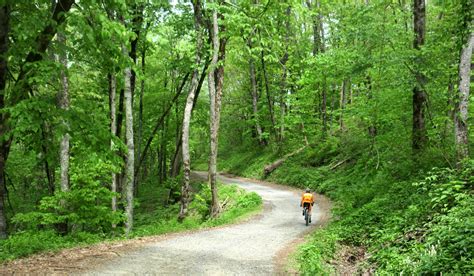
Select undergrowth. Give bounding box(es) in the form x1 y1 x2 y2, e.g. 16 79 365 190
218 139 473 274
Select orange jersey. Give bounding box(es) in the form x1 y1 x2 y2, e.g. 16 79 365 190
301 192 314 204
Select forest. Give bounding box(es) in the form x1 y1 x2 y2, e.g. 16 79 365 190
0 0 473 274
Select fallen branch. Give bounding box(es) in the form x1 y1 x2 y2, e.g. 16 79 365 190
263 146 306 176
329 158 350 170
220 196 230 210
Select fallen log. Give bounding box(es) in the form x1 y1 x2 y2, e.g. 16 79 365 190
263 146 306 176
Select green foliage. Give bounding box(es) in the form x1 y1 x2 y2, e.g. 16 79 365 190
12 154 123 234
0 230 102 261
133 182 262 237
0 178 262 262
219 138 473 274
296 228 339 274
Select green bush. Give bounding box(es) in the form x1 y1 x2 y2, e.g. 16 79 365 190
12 155 123 234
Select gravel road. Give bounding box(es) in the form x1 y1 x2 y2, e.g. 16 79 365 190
81 173 327 275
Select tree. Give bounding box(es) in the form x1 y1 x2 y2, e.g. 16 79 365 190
0 3 10 239
179 0 204 221
454 26 473 164
0 0 75 239
412 0 428 151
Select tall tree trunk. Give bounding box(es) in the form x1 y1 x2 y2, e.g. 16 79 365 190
135 46 146 192
179 0 204 221
261 49 277 136
115 87 125 196
279 6 291 142
0 4 9 239
339 79 349 130
208 4 223 218
121 43 135 235
454 31 473 164
57 32 70 193
56 31 70 235
129 5 143 103
108 73 118 219
162 115 169 182
169 62 209 179
248 37 265 145
316 0 327 138
412 0 427 151
40 122 55 195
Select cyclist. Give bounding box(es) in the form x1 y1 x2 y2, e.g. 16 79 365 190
300 188 314 223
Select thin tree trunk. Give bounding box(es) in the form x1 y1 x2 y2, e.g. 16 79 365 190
121 42 135 235
40 123 55 195
108 73 118 217
162 116 168 182
261 50 277 135
57 32 70 193
316 0 327 138
129 5 143 103
248 37 265 145
135 72 190 179
412 0 427 151
170 135 182 178
135 47 146 192
0 4 9 239
454 31 473 164
208 4 222 218
339 79 349 130
179 0 204 221
279 6 291 142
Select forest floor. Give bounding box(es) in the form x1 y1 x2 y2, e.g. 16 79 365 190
0 173 331 275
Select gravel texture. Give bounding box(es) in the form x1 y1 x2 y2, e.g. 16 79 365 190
82 173 323 275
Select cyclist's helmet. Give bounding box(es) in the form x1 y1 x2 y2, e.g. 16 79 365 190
305 188 310 193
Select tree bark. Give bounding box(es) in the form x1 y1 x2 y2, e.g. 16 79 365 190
454 31 473 163
264 146 306 176
279 6 291 142
0 4 9 239
208 4 222 218
55 31 70 235
136 46 146 189
57 32 70 194
170 60 209 178
108 73 118 218
129 4 143 103
121 43 135 235
412 0 427 151
179 0 204 221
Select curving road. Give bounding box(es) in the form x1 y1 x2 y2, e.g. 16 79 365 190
82 173 329 275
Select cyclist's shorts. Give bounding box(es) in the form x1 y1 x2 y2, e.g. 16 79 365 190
303 202 311 208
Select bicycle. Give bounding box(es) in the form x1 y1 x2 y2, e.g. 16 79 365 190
302 205 311 226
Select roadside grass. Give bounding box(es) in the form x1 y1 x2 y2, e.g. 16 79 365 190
0 181 262 262
218 142 474 274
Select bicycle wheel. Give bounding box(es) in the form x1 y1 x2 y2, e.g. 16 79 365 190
305 209 309 226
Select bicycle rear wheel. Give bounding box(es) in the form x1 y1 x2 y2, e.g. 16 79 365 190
305 209 309 226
